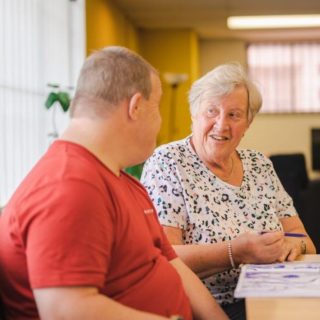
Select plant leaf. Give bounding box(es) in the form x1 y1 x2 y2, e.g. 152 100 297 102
57 92 71 112
45 92 59 109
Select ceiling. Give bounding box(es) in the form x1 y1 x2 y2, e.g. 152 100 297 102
112 0 320 41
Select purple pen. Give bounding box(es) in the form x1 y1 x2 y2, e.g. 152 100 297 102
260 231 307 238
283 232 307 238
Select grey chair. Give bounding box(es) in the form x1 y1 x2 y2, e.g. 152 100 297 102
270 153 320 253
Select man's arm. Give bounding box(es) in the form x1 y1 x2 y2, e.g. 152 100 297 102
34 287 172 320
170 258 229 320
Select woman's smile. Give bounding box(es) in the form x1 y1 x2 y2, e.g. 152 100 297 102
209 133 231 142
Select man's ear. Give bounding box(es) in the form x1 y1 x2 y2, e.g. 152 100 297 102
128 92 142 120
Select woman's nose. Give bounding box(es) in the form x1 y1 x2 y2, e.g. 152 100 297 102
214 114 229 130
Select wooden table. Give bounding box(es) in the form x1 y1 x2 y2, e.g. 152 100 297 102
245 255 320 320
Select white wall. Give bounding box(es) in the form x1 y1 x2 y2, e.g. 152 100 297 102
200 39 320 179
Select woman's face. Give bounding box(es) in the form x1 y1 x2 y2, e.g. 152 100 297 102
191 85 250 163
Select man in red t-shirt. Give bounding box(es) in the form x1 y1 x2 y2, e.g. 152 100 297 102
0 46 228 320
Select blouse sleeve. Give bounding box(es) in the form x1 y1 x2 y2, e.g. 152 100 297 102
141 149 189 230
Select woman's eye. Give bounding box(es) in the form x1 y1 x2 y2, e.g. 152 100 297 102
230 112 242 119
206 108 217 117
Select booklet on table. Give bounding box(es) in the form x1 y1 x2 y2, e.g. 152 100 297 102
234 261 320 298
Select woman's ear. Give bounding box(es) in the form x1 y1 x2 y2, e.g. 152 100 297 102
128 92 142 120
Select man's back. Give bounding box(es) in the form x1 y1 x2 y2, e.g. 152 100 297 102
0 141 192 319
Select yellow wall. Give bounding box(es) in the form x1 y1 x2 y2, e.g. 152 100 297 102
86 4 200 146
139 30 199 145
86 0 139 55
200 40 320 179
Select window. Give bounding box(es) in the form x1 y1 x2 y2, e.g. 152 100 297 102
247 42 320 113
0 0 85 207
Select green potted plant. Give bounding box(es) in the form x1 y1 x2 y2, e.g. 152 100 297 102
44 83 72 138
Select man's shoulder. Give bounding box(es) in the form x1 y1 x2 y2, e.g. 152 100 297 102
46 140 108 180
12 142 108 204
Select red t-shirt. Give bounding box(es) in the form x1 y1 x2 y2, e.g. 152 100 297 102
0 141 192 320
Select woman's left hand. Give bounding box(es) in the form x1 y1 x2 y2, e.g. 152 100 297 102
277 238 302 262
279 216 316 259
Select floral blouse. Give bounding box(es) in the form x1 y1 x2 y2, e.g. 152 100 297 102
141 136 297 305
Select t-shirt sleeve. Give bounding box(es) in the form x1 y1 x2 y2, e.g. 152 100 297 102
22 180 113 289
263 154 298 219
141 149 189 230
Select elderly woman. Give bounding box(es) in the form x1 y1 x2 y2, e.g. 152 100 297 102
141 63 316 320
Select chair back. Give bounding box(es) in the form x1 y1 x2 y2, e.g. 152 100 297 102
269 153 309 211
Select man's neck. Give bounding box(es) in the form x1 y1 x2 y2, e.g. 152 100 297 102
60 118 124 176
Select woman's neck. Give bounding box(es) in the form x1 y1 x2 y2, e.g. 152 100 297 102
189 136 242 185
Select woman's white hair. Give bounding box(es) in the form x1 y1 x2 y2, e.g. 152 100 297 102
189 62 262 122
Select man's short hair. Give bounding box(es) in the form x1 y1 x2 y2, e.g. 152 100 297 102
70 46 157 117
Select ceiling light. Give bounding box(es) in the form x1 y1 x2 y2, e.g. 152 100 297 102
227 15 320 29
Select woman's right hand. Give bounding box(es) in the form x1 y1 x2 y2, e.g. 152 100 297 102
232 231 284 265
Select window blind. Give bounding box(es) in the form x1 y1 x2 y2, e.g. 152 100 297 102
247 42 320 113
0 0 85 207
